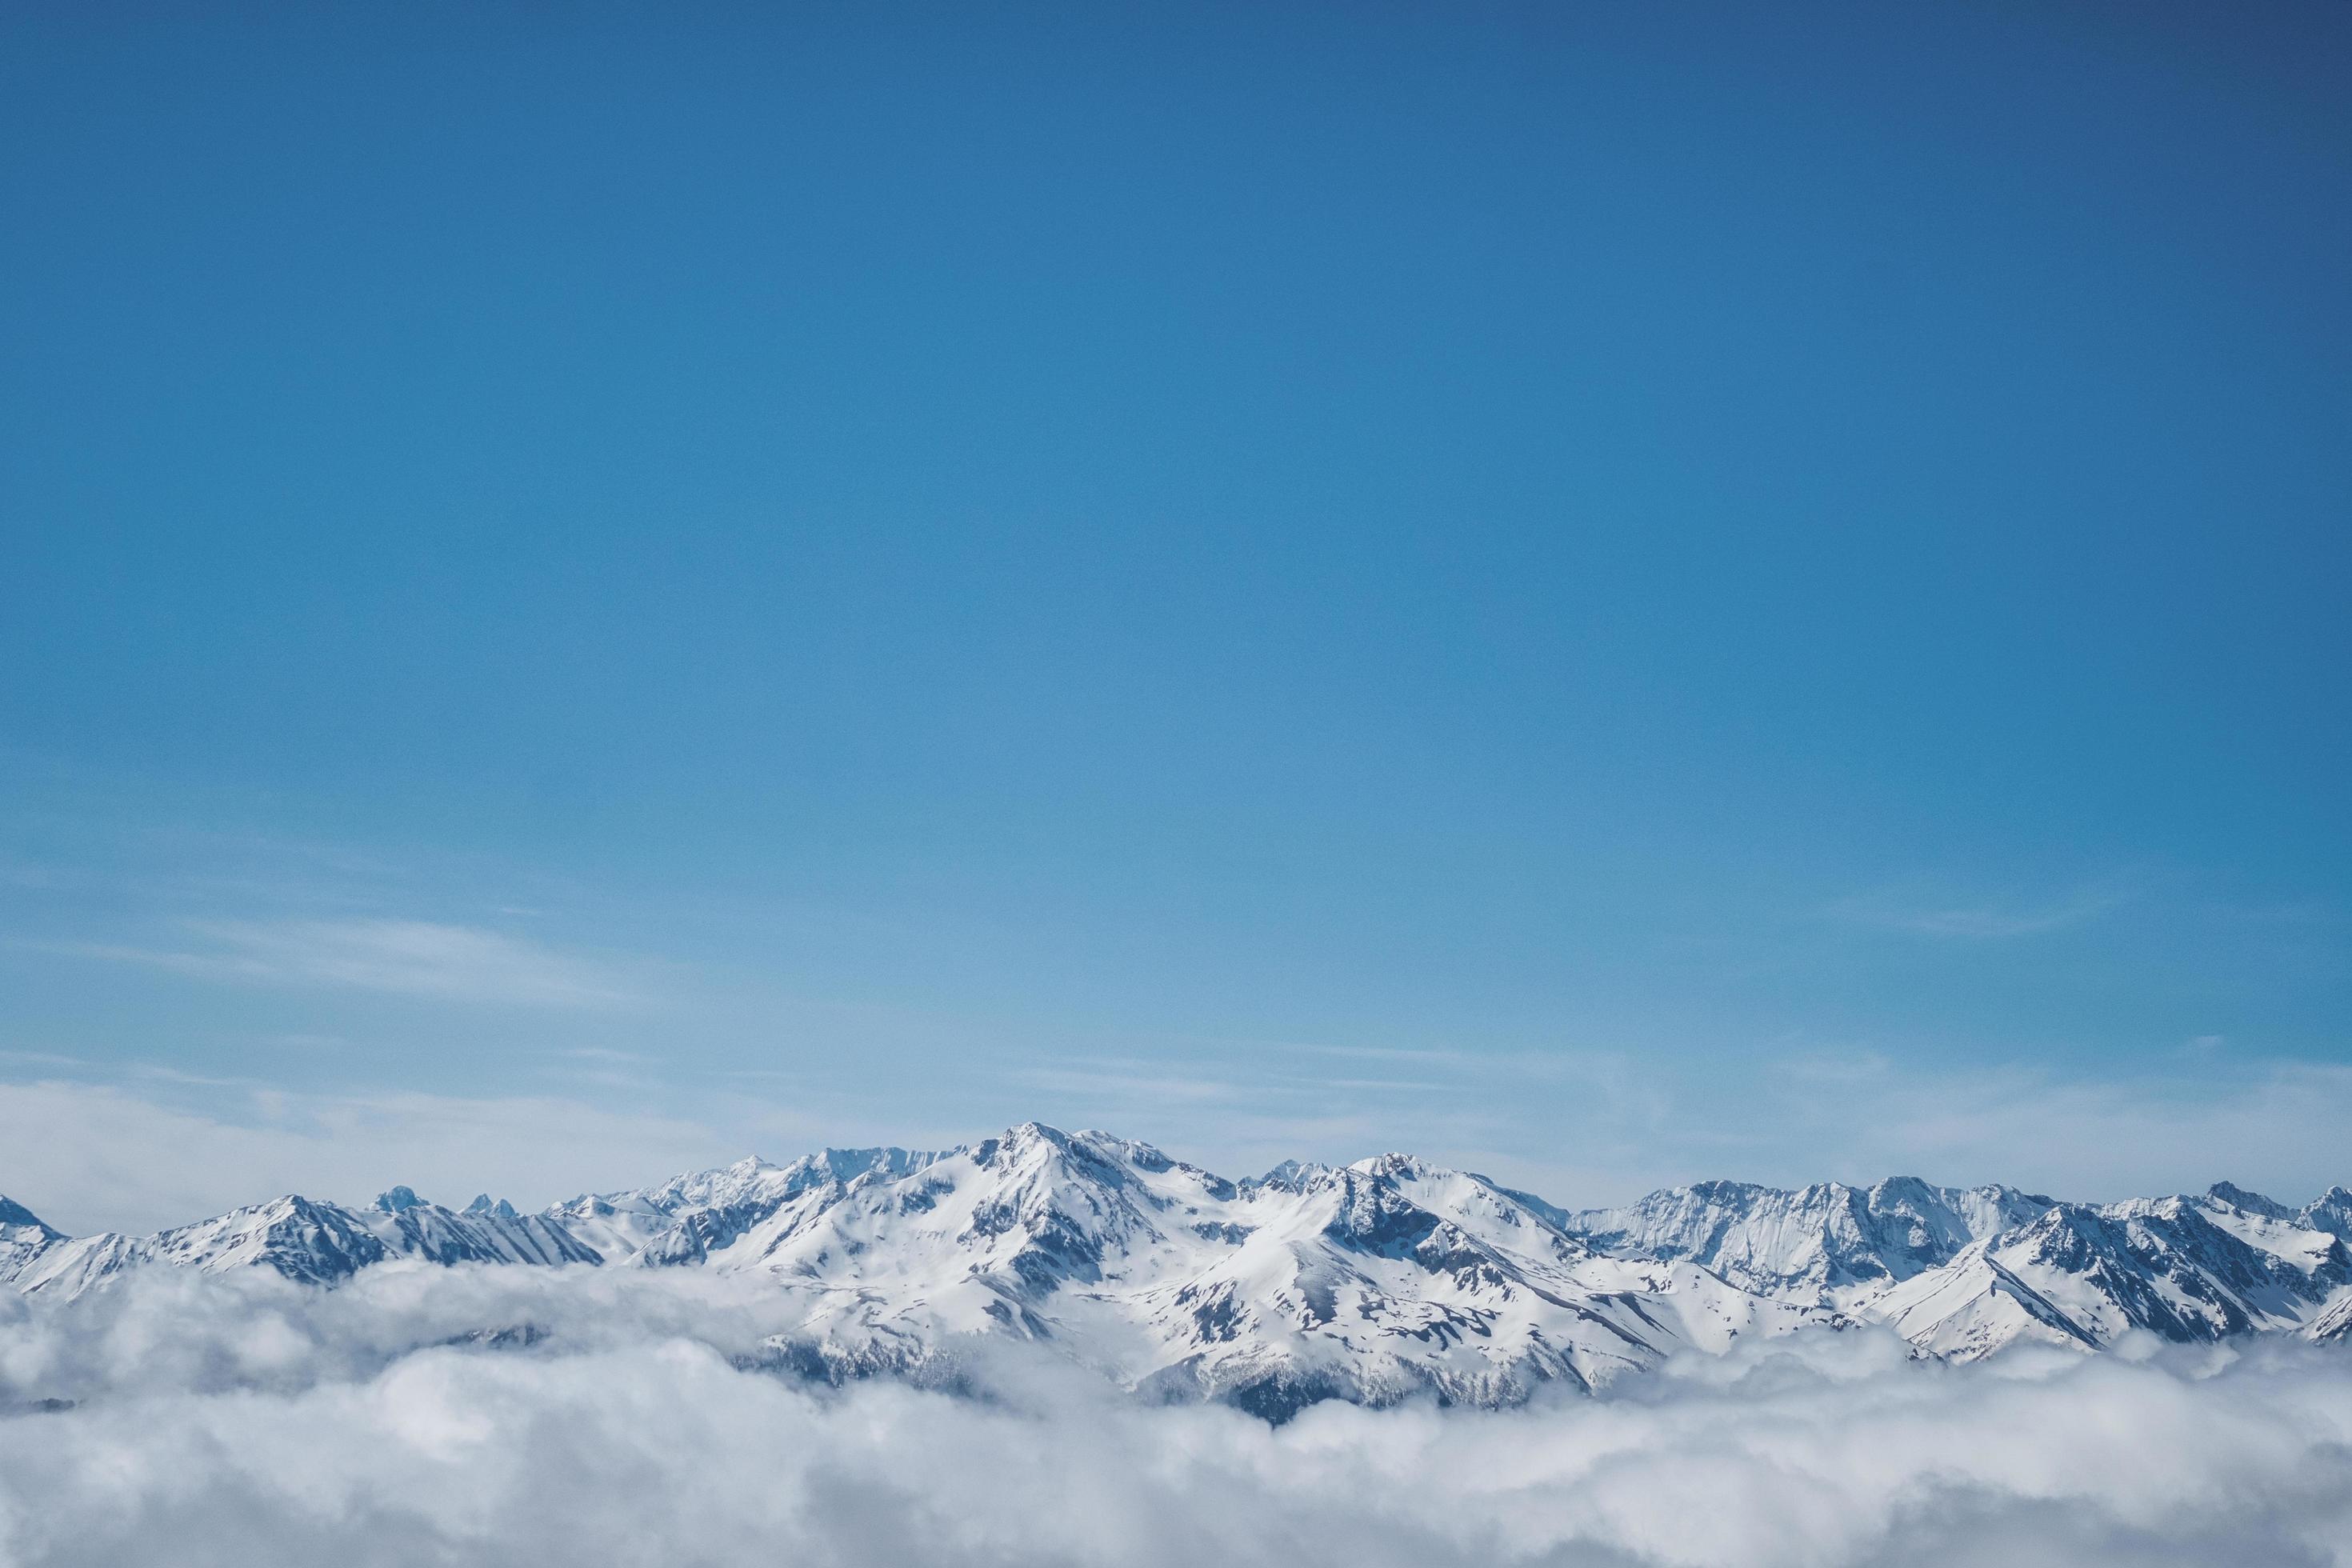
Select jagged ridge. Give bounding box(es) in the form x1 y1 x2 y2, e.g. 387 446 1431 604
6 1129 2348 1413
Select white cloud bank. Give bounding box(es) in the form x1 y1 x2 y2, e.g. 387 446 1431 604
3 1266 2351 1567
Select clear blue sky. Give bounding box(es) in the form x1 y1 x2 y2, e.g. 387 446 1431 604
3 2 2347 1230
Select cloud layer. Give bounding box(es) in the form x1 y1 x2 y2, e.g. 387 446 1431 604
3 1266 2350 1567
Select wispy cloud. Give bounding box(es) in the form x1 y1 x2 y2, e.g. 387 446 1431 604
1286 1042 1472 1066
1827 881 2134 939
1751 1052 2352 1203
0 1077 740 1234
1773 1049 1894 1085
43 918 637 1008
1017 1063 1254 1105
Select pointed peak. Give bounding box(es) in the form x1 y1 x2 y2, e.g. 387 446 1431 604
1350 1152 1444 1182
1070 1130 1178 1172
373 1185 425 1214
1987 1184 2059 1206
463 1194 520 1220
0 1194 60 1234
801 1146 922 1179
971 1122 1074 1166
1685 1178 1771 1198
2206 1181 2290 1219
1251 1158 1329 1194
1792 1178 1865 1201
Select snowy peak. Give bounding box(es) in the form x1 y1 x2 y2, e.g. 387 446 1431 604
2206 1180 2292 1219
147 1194 393 1286
1321 1165 1449 1258
0 1195 67 1284
362 1194 603 1268
1561 1174 2347 1360
1564 1177 2051 1304
0 1195 58 1235
897 1122 1204 1293
636 1126 1810 1410
2298 1186 2352 1243
547 1146 942 1266
4 1188 609 1294
1878 1197 2352 1359
1253 1159 1330 1193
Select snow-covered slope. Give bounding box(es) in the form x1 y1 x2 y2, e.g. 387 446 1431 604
2308 1290 2352 1344
363 1185 604 1268
547 1147 940 1266
6 1133 2348 1407
2295 1185 2352 1245
0 1196 66 1283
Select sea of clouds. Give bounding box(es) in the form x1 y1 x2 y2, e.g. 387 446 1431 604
4 1264 2351 1567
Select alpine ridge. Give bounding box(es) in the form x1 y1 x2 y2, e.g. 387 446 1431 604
6 1126 2348 1414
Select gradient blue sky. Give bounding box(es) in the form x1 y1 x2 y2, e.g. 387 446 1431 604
4 2 2348 1231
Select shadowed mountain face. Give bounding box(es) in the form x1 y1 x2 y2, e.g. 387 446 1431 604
6 1130 2347 1412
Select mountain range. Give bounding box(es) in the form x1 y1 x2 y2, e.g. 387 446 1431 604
6 1124 2349 1415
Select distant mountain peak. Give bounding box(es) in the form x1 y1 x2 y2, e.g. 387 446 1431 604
1254 1159 1329 1191
2206 1180 2292 1219
0 1195 58 1234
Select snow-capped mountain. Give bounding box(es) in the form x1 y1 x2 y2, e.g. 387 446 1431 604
662 1130 1834 1413
546 1146 941 1266
6 1185 600 1297
5 1127 2348 1410
0 1196 65 1284
1563 1177 2057 1306
2297 1185 2352 1245
1874 1194 2352 1358
1566 1175 2352 1362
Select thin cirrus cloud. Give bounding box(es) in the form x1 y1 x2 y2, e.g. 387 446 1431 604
1826 882 2136 939
0 1076 742 1235
1738 1052 2352 1205
50 917 637 1009
5 1046 2352 1238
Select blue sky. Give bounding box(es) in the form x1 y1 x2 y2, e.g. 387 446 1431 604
3 2 2348 1231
